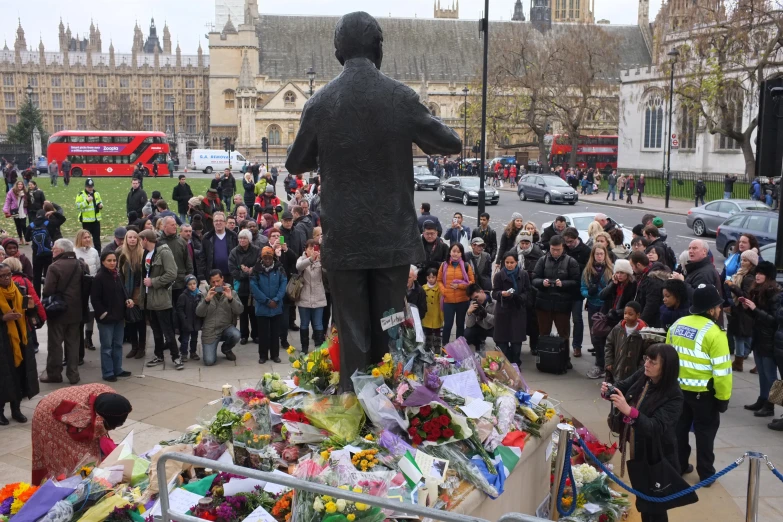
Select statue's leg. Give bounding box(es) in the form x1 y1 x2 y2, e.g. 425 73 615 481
368 265 410 364
328 269 372 392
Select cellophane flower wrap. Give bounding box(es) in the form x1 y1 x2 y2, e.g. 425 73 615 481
310 484 386 522
291 458 332 522
303 394 366 441
352 371 408 434
404 403 471 446
258 373 291 400
444 338 488 382
290 348 339 393
481 351 524 390
426 443 500 498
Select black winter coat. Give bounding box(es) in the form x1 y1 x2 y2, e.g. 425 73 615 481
634 262 670 328
615 369 684 482
566 240 591 273
749 285 780 358
176 290 203 334
407 282 428 319
0 316 38 405
497 228 522 264
229 244 261 296
466 251 492 291
126 188 148 217
198 230 239 283
599 279 638 322
726 271 756 337
471 226 498 261
222 173 237 198
172 183 194 215
491 269 530 343
539 224 560 250
27 188 45 215
417 213 443 236
243 179 256 209
417 237 450 285
684 258 721 293
91 268 127 324
532 253 581 313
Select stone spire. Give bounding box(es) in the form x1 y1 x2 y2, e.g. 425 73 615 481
39 36 45 66
154 45 160 67
58 18 66 51
238 50 254 89
2 40 8 51
197 41 203 67
222 15 238 35
109 40 115 67
244 0 259 25
175 41 181 67
163 21 172 54
14 18 27 53
512 0 525 21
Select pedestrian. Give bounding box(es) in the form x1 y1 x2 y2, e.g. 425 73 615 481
617 173 626 200
75 178 103 252
126 178 148 218
417 203 443 235
167 155 175 178
724 248 758 372
27 180 45 216
61 158 71 186
724 174 738 199
670 240 721 291
171 175 193 224
175 275 202 361
694 178 706 206
4 180 28 245
296 239 328 353
660 278 690 331
540 215 567 251
667 284 732 483
158 216 193 324
626 175 635 204
29 208 62 296
603 301 649 382
464 283 495 351
221 168 237 212
243 173 256 214
91 251 132 383
629 251 670 329
48 159 58 187
406 265 427 319
198 211 238 287
438 243 475 346
251 246 287 364
118 230 147 360
443 211 472 249
606 170 617 201
471 212 498 261
152 160 159 178
196 269 243 366
496 213 524 267
492 252 530 365
583 245 614 379
139 229 182 370
75 229 100 357
466 237 492 291
40 239 86 385
637 174 646 203
601 344 687 522
421 268 444 352
229 229 260 345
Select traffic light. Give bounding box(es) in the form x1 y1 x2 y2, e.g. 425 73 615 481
261 137 268 153
472 139 481 154
223 137 230 152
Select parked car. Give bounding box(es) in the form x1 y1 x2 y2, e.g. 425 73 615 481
517 173 578 205
542 212 633 249
439 176 499 206
414 167 440 190
36 156 48 174
686 199 769 237
489 156 516 171
715 210 778 257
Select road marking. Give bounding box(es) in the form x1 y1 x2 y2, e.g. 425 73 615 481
677 235 714 243
537 211 562 216
670 221 686 225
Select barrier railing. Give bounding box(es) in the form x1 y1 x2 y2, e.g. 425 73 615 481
155 452 550 522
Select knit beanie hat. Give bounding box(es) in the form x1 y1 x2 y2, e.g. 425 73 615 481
741 249 759 266
614 259 633 276
184 275 197 286
516 231 533 244
188 196 202 208
511 212 523 221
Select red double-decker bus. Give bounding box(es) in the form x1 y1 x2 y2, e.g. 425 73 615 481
549 134 618 172
46 130 171 177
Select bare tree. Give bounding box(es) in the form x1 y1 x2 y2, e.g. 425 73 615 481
674 0 783 177
90 92 143 131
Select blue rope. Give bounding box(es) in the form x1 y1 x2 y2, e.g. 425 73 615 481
771 466 783 484
574 439 739 502
556 437 577 516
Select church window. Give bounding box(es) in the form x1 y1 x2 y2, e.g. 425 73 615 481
142 78 152 89
76 115 87 129
73 76 85 87
142 94 152 110
164 78 173 89
4 93 15 109
185 77 195 89
75 94 85 109
643 94 664 149
97 77 107 88
186 115 196 133
53 115 64 131
3 75 14 87
428 103 440 117
52 93 63 109
186 94 195 110
51 76 61 87
120 77 130 88
224 90 235 109
28 76 37 87
284 91 296 105
143 116 153 131
718 88 743 150
680 106 697 150
268 125 282 146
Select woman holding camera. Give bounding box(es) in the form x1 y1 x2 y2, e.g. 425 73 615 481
602 343 684 522
491 252 530 365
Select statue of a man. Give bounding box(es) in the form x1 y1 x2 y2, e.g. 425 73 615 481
286 11 462 391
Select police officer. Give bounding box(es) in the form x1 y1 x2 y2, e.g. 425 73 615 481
75 178 103 252
666 284 732 484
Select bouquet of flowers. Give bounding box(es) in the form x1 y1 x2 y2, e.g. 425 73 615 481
260 373 291 400
303 394 366 441
0 482 40 517
236 388 267 405
291 458 331 522
290 348 340 393
281 409 310 425
369 353 394 381
405 403 471 446
481 351 524 390
571 429 617 466
271 491 295 522
350 449 379 472
310 485 386 522
209 408 243 444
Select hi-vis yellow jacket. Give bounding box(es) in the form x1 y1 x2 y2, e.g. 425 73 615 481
666 314 732 401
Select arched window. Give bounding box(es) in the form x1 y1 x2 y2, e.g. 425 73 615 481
718 88 743 150
680 105 697 150
428 103 440 117
643 93 664 149
224 89 235 109
268 125 282 146
284 91 296 105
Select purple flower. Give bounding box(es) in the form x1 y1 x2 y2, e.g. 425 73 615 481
215 502 237 522
424 371 441 391
0 497 13 516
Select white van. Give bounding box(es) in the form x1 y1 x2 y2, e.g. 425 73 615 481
190 149 249 173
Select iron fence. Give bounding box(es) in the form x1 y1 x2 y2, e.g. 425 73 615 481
612 170 752 202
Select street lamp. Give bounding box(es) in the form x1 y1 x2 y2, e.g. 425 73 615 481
477 0 490 218
167 95 177 162
462 87 468 172
26 83 34 166
307 67 316 96
664 48 680 209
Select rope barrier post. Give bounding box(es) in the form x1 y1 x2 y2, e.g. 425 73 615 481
548 423 575 521
746 452 763 522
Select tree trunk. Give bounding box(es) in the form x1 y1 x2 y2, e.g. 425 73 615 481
569 134 579 169
741 139 755 179
538 132 549 172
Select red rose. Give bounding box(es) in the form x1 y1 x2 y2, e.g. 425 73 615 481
438 415 450 427
423 421 436 433
408 426 418 437
411 417 421 427
442 428 454 438
426 433 439 442
419 405 432 417
412 434 423 445
430 428 441 439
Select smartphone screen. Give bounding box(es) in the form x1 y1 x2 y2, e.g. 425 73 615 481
279 236 285 245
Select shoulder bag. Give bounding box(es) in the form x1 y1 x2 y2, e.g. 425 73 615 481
769 380 783 407
590 312 614 338
42 261 81 319
286 272 304 302
626 436 698 514
121 277 144 324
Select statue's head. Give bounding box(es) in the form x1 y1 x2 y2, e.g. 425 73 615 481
334 12 383 69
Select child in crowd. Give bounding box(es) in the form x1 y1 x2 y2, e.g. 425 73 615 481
603 301 650 383
659 279 689 331
421 268 444 353
176 275 203 361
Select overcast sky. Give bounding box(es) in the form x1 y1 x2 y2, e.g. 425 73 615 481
4 0 664 55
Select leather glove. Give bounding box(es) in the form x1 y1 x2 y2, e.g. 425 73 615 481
588 284 599 297
716 399 729 413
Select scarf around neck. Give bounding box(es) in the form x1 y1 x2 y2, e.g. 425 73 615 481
0 282 27 367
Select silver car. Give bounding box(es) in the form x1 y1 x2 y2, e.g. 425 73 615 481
686 199 770 236
542 212 633 249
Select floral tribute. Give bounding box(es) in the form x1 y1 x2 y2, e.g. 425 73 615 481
0 483 39 518
405 403 468 446
350 449 379 472
289 348 339 393
311 486 385 522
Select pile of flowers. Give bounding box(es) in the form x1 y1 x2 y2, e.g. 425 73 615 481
350 449 379 471
312 487 385 522
281 409 310 424
236 388 267 406
261 373 290 400
406 404 466 446
271 491 294 522
370 353 394 380
289 347 339 392
571 428 618 466
0 483 39 518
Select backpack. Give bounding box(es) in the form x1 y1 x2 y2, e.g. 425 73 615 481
287 177 298 191
30 221 53 258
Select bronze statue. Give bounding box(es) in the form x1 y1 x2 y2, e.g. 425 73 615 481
286 11 462 391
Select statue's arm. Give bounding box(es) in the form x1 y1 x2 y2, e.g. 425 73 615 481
409 92 462 156
285 103 319 174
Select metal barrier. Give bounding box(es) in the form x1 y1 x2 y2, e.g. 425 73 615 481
155 452 550 522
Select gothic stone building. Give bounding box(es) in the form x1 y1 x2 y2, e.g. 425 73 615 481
210 0 651 163
0 18 210 163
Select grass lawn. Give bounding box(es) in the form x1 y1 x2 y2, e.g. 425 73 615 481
1 176 215 240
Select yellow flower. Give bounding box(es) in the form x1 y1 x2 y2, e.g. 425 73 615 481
371 368 381 378
320 451 330 460
11 499 24 514
355 502 368 511
360 459 368 467
325 502 337 514
408 374 418 381
481 383 491 393
287 346 295 355
321 348 329 356
322 496 332 502
382 353 392 363
242 412 252 422
292 360 301 369
347 515 356 521
307 361 315 372
352 486 363 493
338 485 349 490
364 434 374 441
321 361 329 370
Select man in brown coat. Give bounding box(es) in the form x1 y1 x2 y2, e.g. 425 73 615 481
40 238 85 384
